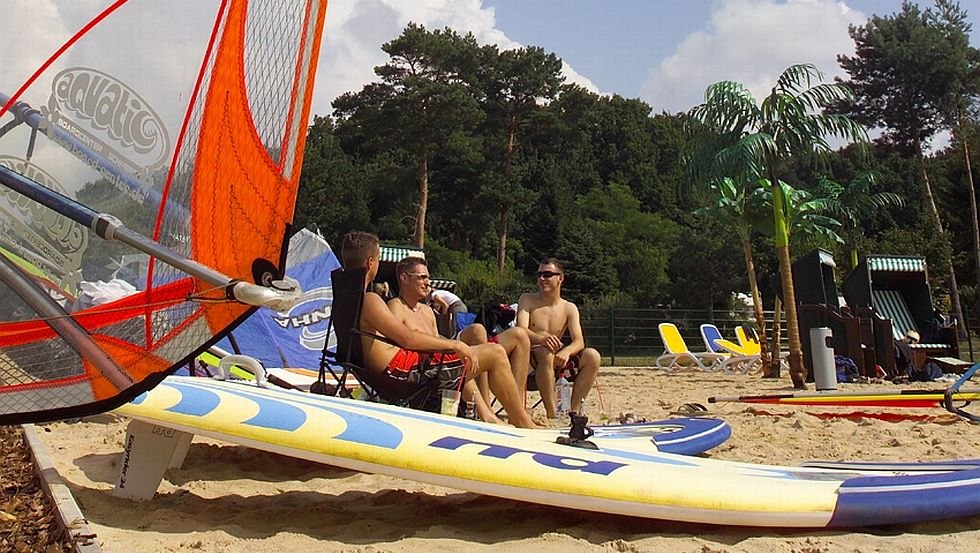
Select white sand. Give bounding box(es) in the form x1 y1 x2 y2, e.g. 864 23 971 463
35 368 980 552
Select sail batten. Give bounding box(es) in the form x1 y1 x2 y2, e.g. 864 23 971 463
0 0 329 424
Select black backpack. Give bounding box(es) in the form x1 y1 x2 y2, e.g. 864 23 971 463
478 302 516 336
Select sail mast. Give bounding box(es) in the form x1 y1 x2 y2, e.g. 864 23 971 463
0 254 133 389
0 91 187 221
0 165 298 312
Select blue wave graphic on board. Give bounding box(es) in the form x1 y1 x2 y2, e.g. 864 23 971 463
164 384 221 417
172 380 402 449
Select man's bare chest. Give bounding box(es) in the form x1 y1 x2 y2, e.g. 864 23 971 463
529 307 566 334
404 308 437 335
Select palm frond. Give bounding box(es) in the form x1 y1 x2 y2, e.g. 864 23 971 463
774 63 823 94
796 83 854 111
814 113 869 143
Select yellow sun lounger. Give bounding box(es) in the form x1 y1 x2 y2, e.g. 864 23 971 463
656 322 726 371
699 324 761 373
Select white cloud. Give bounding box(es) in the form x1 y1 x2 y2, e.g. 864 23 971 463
1 1 596 134
641 0 867 114
311 0 599 117
0 1 70 90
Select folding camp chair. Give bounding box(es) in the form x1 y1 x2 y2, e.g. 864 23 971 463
312 267 461 412
656 322 726 371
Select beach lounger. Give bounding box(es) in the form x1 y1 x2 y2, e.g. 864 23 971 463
734 325 789 371
699 324 761 373
656 322 726 371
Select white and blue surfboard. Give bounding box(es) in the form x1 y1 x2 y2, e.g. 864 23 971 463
114 376 980 528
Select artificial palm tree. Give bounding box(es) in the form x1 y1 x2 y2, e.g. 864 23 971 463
694 176 773 372
749 179 843 375
813 171 905 269
689 64 868 388
756 179 844 249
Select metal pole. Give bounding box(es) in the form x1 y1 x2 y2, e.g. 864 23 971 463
0 165 298 311
608 306 616 365
965 310 974 362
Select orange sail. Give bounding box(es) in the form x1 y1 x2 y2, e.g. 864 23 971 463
0 0 329 424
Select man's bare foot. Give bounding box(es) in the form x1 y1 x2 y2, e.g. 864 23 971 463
508 412 541 429
477 408 503 425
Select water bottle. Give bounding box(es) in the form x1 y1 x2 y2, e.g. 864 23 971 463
555 374 571 417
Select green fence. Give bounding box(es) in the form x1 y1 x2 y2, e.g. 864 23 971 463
580 307 787 367
581 307 980 368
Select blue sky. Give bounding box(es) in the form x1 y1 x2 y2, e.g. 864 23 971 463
312 0 980 118
485 1 980 106
484 0 717 101
2 1 977 125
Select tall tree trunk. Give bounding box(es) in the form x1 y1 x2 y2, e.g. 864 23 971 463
957 109 980 295
963 124 979 345
914 134 967 340
496 207 509 272
774 247 804 387
739 235 772 373
769 172 805 388
772 296 783 377
414 151 428 248
495 118 518 273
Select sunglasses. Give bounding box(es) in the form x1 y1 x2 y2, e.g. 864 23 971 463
537 271 562 279
404 272 430 281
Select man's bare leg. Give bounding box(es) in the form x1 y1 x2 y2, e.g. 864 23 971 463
533 349 558 418
496 327 531 401
471 343 539 428
459 324 492 404
570 347 601 413
462 379 501 423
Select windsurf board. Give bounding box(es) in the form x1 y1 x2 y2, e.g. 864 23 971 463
111 375 980 527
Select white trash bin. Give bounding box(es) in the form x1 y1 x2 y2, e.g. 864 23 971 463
809 327 837 391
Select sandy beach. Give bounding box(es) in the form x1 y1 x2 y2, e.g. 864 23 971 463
34 368 980 552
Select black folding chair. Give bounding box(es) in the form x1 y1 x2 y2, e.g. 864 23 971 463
312 267 461 413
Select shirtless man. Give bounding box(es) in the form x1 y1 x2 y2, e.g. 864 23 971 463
340 231 537 428
388 256 503 423
516 258 600 419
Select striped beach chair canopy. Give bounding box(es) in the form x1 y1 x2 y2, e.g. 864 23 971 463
871 289 918 341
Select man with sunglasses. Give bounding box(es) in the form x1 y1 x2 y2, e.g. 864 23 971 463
516 258 600 420
388 256 515 424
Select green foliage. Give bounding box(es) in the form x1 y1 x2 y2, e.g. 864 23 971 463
293 19 977 318
814 170 905 267
575 183 678 305
332 23 486 247
689 64 867 248
416 239 526 307
750 179 843 248
874 210 954 283
666 219 746 309
454 258 528 307
295 116 371 234
838 1 977 148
